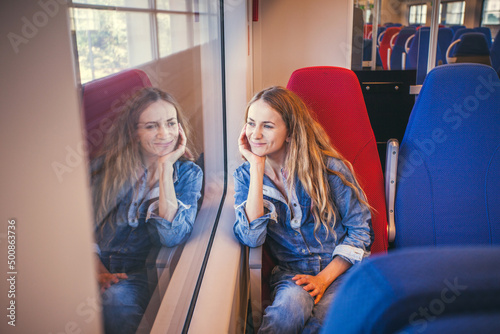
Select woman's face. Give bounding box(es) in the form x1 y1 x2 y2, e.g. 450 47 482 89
246 99 289 161
136 100 179 163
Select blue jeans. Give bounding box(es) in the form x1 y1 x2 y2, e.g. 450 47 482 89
101 272 151 334
259 267 346 334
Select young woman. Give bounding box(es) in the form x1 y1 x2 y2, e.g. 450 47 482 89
233 86 373 334
91 87 203 334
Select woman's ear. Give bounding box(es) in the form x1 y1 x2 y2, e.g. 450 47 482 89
286 136 291 143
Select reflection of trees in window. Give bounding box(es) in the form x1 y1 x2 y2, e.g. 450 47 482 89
439 1 465 25
483 0 500 25
73 9 129 83
71 1 197 84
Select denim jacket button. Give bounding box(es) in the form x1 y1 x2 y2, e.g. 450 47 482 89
301 249 306 254
295 232 299 236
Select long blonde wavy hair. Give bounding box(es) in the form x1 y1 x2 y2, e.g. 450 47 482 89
245 86 371 243
91 87 196 227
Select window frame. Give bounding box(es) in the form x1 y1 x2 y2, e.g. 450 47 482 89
71 1 201 83
481 0 500 26
408 4 428 25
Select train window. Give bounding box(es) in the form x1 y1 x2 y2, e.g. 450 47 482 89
72 8 154 83
69 0 226 332
482 0 500 25
74 0 150 9
439 1 465 25
71 1 202 83
409 4 427 25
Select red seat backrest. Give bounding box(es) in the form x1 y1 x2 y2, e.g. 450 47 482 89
379 27 401 70
287 66 388 254
82 69 152 159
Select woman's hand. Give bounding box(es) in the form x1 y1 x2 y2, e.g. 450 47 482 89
98 273 128 293
238 125 265 166
292 274 329 304
158 124 187 169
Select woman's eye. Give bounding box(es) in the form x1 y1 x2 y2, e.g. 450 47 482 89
168 122 177 127
264 125 273 129
247 122 255 127
145 123 158 130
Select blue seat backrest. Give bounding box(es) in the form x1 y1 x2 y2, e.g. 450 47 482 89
363 39 383 66
437 27 454 64
450 25 466 34
390 27 416 70
455 32 491 57
450 28 475 55
395 64 500 247
321 246 500 334
474 27 492 48
490 30 500 72
406 28 441 84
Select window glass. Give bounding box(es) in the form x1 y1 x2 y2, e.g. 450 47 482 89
440 1 465 25
74 0 149 9
483 0 500 25
409 4 427 25
156 0 190 12
157 13 192 57
72 8 153 83
69 0 225 331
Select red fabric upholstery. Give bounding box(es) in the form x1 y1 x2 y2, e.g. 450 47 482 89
364 24 372 39
286 66 388 254
379 27 401 70
82 69 152 159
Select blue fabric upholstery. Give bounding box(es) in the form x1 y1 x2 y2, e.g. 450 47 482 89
491 30 500 72
449 25 465 34
363 39 383 66
406 28 441 84
321 246 500 334
474 27 493 48
455 32 491 56
450 28 475 56
390 27 416 70
396 313 500 334
395 64 500 247
437 28 453 64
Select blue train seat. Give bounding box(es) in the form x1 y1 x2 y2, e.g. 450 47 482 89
449 25 466 34
363 38 383 67
390 27 416 70
490 30 500 72
474 26 493 48
437 27 453 64
394 64 500 247
449 28 475 55
321 246 500 334
449 32 492 66
406 27 441 84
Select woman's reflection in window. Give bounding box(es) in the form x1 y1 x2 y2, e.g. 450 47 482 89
90 87 203 334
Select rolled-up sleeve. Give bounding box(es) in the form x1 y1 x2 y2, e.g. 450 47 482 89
329 159 373 265
147 162 203 247
233 166 277 248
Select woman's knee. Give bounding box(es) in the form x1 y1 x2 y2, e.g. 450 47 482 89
260 281 314 333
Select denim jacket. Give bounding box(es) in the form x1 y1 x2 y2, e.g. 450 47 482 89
233 157 373 275
94 159 203 274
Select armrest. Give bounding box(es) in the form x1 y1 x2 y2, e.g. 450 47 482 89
249 245 263 331
385 139 399 242
146 244 185 296
446 39 461 64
